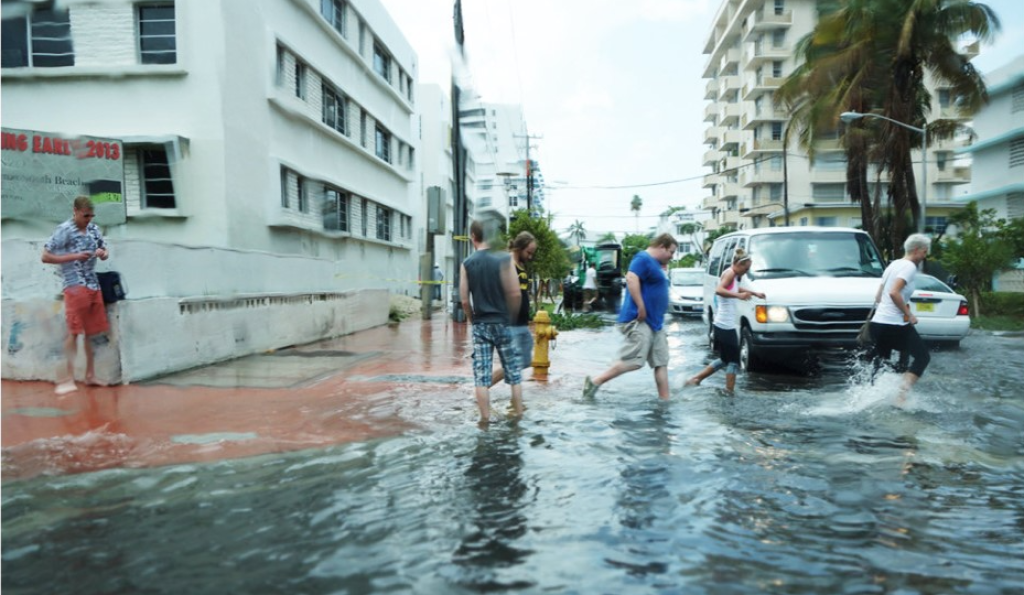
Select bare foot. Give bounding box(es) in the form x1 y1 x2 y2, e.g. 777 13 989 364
55 380 78 395
684 378 701 387
85 374 105 387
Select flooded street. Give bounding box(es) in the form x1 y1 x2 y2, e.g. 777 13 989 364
3 319 1023 594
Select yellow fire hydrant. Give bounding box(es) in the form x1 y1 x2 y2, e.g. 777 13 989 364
531 310 559 381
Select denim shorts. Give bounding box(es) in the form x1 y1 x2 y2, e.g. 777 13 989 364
471 323 522 386
510 325 533 370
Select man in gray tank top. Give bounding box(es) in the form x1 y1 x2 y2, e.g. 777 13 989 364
459 220 524 426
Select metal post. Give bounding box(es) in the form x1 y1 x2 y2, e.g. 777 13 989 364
920 123 927 234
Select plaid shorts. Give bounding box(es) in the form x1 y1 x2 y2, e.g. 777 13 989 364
471 322 522 386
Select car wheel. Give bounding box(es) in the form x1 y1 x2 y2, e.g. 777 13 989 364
740 327 763 373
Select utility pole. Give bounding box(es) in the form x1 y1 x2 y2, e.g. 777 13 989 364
450 0 468 322
514 132 542 215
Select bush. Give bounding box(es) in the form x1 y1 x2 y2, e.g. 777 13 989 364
980 292 1024 318
548 311 609 330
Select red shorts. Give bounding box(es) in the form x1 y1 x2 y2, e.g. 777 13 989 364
64 286 109 336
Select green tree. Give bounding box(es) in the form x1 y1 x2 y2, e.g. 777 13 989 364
630 194 643 233
777 0 999 252
940 202 1014 316
567 219 586 246
506 210 572 307
620 233 652 275
597 231 617 244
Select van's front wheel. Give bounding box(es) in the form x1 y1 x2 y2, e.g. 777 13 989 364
740 327 764 373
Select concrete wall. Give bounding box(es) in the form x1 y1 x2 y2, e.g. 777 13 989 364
2 238 390 382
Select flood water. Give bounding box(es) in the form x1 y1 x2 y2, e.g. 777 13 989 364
3 319 1023 594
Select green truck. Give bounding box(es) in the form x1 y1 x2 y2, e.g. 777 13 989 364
562 243 624 313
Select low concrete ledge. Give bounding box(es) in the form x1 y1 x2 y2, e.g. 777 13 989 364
2 289 389 384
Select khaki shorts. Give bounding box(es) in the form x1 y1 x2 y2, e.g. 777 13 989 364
617 319 669 369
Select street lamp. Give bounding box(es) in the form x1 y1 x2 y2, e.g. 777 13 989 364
839 111 928 234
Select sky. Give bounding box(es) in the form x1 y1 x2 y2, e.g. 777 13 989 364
379 0 1024 238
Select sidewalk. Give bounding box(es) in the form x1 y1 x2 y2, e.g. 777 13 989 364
1 316 591 481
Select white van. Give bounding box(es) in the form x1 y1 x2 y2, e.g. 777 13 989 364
702 227 886 372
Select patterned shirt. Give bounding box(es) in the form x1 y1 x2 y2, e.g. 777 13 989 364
44 219 106 290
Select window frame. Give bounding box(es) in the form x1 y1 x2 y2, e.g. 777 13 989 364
375 125 391 163
137 3 177 65
139 145 177 209
1 8 75 68
373 42 391 82
322 83 347 135
376 205 391 241
294 60 307 100
320 0 346 37
323 187 349 232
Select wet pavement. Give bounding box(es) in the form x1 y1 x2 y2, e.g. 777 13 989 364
1 317 486 480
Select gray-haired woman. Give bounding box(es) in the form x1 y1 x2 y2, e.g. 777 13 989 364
869 233 932 403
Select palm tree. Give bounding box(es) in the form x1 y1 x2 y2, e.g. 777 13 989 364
777 0 998 255
568 219 586 246
630 194 642 233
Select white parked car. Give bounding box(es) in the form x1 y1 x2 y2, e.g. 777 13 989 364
669 267 704 316
911 274 970 347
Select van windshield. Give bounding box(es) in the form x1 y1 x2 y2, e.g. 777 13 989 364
747 232 884 280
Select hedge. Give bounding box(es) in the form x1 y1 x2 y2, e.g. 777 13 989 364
980 292 1024 317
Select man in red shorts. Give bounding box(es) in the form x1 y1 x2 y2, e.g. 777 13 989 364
42 196 111 394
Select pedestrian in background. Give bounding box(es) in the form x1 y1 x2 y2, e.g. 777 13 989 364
432 263 444 302
582 262 597 312
868 233 932 404
41 196 110 395
583 233 678 400
686 247 765 393
492 231 537 386
459 220 523 426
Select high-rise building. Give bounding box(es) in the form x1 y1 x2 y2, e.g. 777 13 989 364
701 0 973 232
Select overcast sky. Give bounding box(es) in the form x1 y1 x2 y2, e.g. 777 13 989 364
379 0 1024 237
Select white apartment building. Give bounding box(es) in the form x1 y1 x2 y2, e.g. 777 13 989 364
701 0 972 233
655 209 714 260
1 0 421 382
459 101 540 228
955 55 1024 220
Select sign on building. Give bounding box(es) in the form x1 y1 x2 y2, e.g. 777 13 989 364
1 127 126 225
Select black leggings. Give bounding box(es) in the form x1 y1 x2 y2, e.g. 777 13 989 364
868 322 930 378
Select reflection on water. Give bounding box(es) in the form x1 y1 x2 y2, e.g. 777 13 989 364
3 321 1023 594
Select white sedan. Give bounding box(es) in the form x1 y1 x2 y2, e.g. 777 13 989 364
911 274 970 346
669 268 704 316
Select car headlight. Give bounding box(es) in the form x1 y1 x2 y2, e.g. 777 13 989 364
756 305 789 323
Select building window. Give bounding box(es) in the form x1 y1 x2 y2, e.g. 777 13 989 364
373 42 391 82
360 110 368 147
294 61 307 99
376 205 391 241
140 146 176 208
509 194 519 208
138 4 176 65
297 177 307 213
361 198 369 236
358 19 366 55
771 122 783 140
1010 138 1024 168
771 29 785 48
323 187 348 231
1 8 74 68
375 126 391 163
322 84 347 135
774 0 785 15
812 183 846 200
276 45 285 86
924 216 947 233
280 168 289 208
772 60 783 78
320 0 346 37
1012 84 1024 113
407 147 415 171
